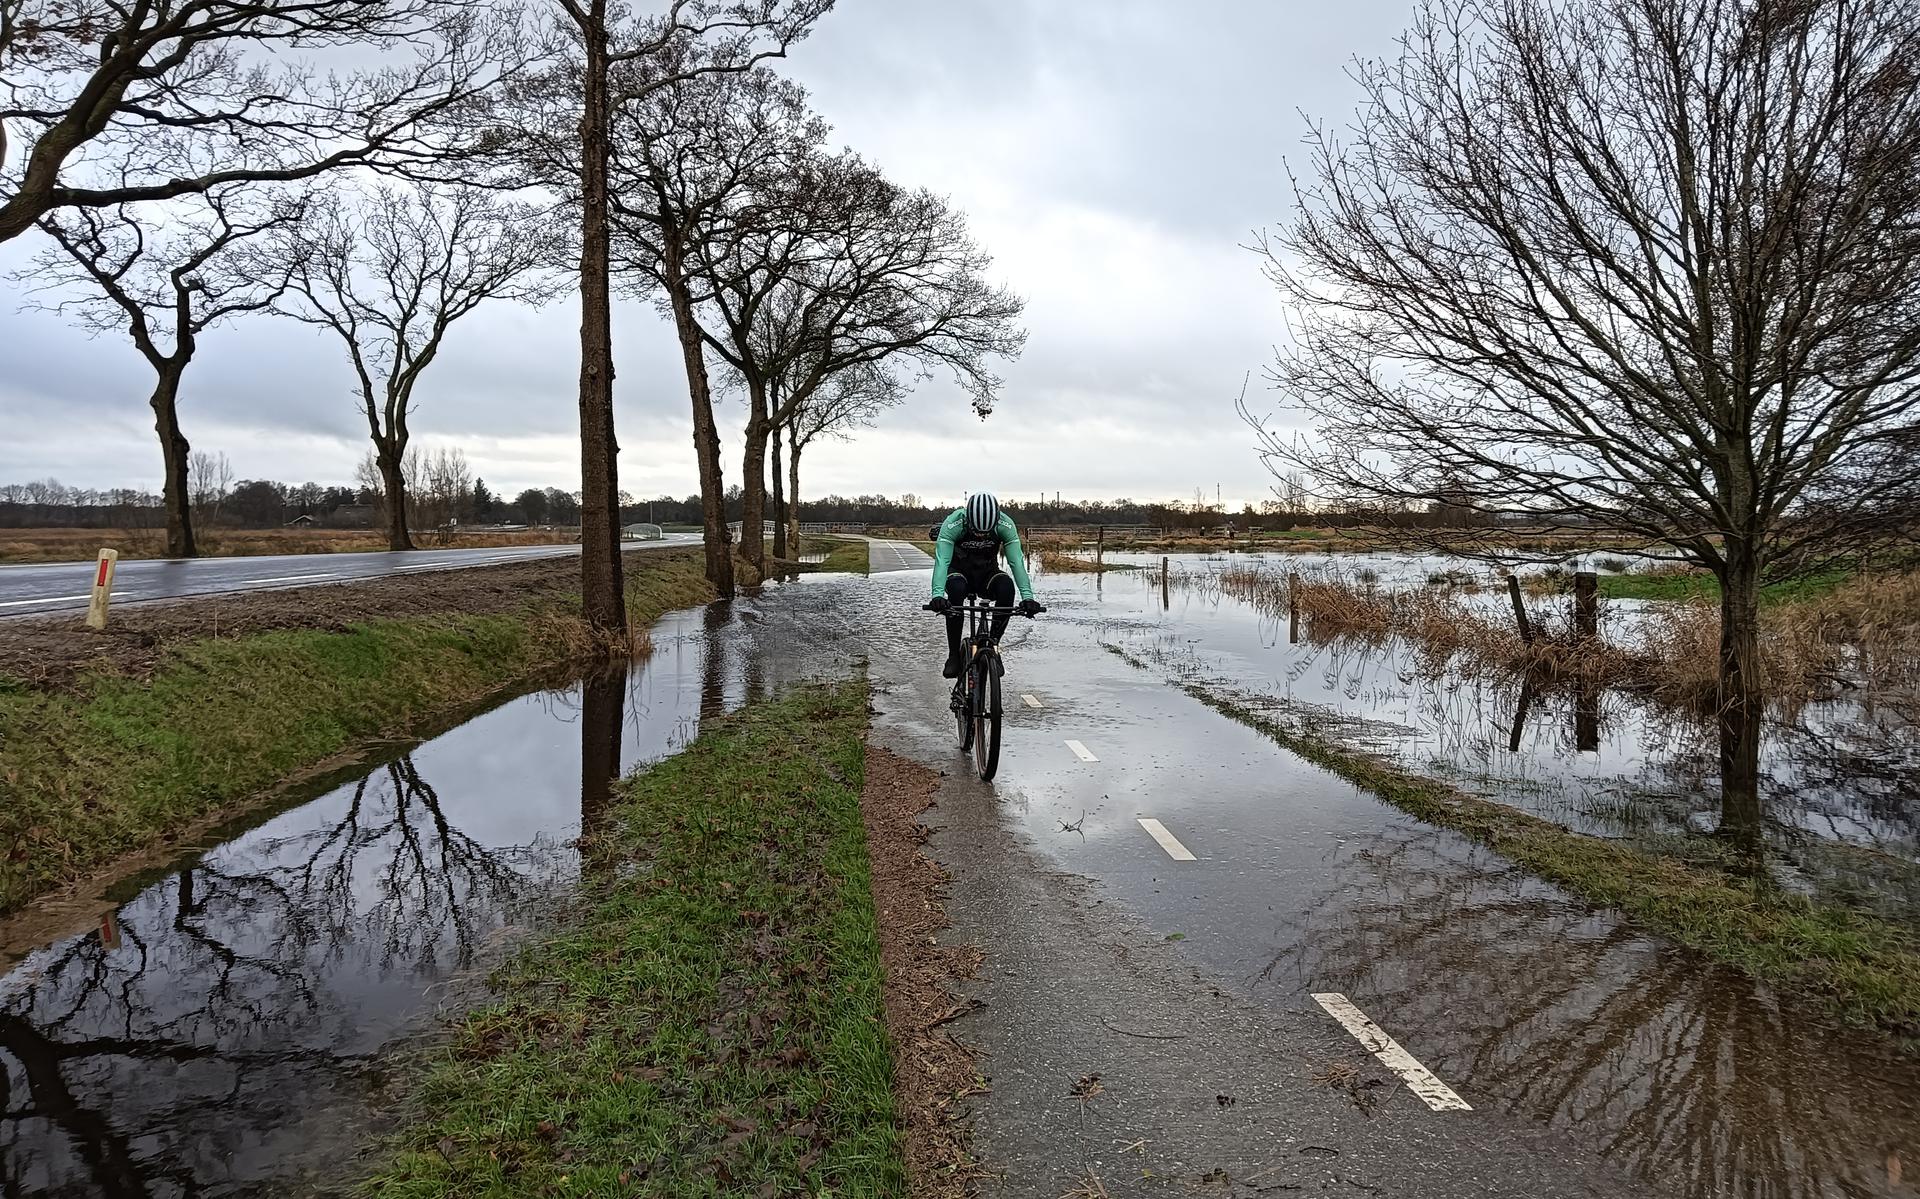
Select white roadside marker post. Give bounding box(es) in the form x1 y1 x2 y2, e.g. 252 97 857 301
85 548 120 630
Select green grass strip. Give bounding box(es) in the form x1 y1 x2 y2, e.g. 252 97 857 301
1103 646 1920 1045
805 536 872 576
1598 567 1852 606
0 553 715 913
369 678 903 1198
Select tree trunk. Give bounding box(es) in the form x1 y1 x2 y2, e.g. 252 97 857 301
376 447 415 551
739 377 770 571
663 238 734 597
1715 545 1766 858
574 0 628 635
150 366 196 558
770 417 787 561
787 432 804 554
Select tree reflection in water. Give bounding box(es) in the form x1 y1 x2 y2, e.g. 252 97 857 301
0 737 568 1196
1260 821 1919 1199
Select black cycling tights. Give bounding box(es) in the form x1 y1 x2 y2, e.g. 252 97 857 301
945 569 1016 656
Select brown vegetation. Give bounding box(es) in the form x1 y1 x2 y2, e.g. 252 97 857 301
1214 565 1920 717
0 526 580 564
860 745 984 1198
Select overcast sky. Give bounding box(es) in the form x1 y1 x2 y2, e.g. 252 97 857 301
0 0 1416 510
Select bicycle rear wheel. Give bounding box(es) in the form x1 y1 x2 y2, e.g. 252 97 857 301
954 676 973 751
972 654 1001 781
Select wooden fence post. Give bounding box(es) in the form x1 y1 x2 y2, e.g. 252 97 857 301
1506 575 1533 645
1574 571 1598 641
1097 524 1105 571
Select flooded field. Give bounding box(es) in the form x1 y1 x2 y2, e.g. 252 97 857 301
1065 553 1920 920
0 578 862 1197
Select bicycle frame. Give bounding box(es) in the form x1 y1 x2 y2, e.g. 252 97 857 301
931 597 1028 781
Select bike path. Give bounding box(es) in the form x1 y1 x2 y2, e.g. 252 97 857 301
862 537 935 574
861 567 1915 1198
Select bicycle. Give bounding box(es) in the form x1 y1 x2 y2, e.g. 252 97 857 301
924 596 1044 781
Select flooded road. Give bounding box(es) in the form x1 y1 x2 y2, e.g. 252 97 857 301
0 579 860 1197
6 551 1914 1198
861 556 1919 1199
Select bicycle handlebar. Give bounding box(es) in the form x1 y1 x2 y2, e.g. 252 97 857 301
922 598 1045 616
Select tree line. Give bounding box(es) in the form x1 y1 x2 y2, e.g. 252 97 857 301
4 0 1024 623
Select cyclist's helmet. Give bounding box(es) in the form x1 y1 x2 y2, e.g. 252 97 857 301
966 492 1001 535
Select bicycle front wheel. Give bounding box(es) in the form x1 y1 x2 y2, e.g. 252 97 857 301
972 655 1002 781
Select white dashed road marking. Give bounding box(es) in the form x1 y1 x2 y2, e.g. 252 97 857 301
252 573 340 584
1311 993 1472 1112
0 592 124 608
1137 817 1197 861
1022 694 1043 708
1064 739 1098 762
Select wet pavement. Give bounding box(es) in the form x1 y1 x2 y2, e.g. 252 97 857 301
0 579 856 1197
859 564 1920 1198
0 535 701 617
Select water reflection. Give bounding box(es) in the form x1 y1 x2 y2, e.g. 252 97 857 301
0 579 863 1196
1094 561 1920 872
0 748 567 1196
1262 820 1920 1199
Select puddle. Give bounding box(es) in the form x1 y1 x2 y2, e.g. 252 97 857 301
0 578 862 1197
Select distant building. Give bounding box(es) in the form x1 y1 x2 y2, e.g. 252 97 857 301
328 504 375 528
285 514 317 527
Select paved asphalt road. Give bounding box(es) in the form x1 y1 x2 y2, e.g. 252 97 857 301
0 535 703 617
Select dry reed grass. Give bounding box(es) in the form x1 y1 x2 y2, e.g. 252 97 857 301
1203 564 1920 714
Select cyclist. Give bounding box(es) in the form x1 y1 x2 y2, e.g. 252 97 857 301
927 491 1043 678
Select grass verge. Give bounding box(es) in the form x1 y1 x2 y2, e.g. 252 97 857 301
369 677 904 1197
1103 645 1920 1045
803 536 871 575
0 552 715 914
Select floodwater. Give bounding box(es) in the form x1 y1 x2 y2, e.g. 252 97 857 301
1072 554 1920 916
880 561 1920 1199
0 578 860 1198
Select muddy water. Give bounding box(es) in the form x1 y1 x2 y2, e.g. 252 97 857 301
881 561 1918 1199
0 578 861 1198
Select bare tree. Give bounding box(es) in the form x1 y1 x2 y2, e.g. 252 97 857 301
274 185 554 551
188 448 233 525
693 148 1026 573
1246 0 1920 850
608 66 822 592
780 359 905 552
0 0 518 245
18 188 304 556
509 1 829 624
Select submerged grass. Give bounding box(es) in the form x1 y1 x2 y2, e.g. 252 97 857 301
0 552 716 914
370 678 904 1197
1103 645 1920 1044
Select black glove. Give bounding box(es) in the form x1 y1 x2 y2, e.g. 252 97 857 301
927 595 952 614
1017 598 1045 617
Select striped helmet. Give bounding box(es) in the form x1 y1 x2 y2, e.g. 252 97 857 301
966 492 1001 534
